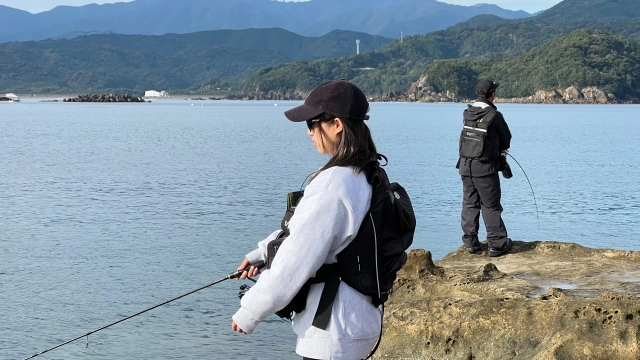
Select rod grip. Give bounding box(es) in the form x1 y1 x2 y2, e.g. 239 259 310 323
227 260 266 279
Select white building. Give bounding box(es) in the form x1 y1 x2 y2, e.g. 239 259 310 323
145 90 162 97
145 90 168 98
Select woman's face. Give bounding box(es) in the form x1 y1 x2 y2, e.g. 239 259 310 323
307 117 343 155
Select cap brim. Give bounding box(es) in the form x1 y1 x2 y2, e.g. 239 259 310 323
494 82 500 90
284 104 324 122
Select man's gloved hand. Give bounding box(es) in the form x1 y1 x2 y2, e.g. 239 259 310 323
499 153 513 179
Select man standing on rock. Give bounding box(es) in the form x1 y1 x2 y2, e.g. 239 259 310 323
457 79 512 257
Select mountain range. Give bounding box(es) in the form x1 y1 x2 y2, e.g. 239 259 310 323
242 0 640 97
0 0 530 43
2 0 639 99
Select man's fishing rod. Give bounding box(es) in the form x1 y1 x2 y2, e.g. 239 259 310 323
507 153 540 229
23 261 264 360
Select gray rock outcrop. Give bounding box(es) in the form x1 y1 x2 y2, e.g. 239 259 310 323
373 76 459 102
371 76 637 104
224 91 303 101
491 86 627 104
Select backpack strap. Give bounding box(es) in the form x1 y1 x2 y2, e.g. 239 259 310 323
311 159 385 330
311 264 340 330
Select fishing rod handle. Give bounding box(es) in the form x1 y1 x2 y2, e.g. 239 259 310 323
227 260 266 279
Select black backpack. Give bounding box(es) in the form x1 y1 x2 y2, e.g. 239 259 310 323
335 158 415 307
459 109 498 162
266 155 416 330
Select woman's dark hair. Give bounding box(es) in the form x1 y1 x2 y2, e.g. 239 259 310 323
311 113 378 180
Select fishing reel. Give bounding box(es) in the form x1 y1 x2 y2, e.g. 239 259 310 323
235 261 264 300
238 276 257 300
238 284 251 300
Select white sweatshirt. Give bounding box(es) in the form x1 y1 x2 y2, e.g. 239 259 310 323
232 166 382 360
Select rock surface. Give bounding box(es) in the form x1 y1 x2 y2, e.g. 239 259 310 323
370 76 638 104
374 241 640 360
498 86 626 104
373 76 462 103
223 90 303 101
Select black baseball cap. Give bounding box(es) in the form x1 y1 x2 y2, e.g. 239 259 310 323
476 79 500 97
284 80 370 122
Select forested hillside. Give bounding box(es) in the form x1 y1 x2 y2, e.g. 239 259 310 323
423 29 640 99
0 29 391 94
536 0 640 22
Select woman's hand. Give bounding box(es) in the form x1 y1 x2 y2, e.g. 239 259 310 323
231 321 246 334
237 257 260 279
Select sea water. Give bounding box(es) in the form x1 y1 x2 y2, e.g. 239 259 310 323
1 100 638 359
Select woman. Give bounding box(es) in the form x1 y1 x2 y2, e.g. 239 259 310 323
231 80 382 360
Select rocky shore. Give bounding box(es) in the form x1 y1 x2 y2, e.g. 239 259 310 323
371 76 640 104
63 94 146 102
222 90 303 101
374 241 640 360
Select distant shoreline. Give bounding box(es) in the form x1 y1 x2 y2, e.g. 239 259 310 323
8 94 639 105
15 94 219 101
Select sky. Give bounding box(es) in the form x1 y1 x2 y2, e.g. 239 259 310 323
0 0 563 14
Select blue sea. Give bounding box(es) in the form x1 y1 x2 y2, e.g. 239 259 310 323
1 100 638 359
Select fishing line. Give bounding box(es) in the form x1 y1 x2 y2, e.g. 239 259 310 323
23 262 263 360
507 153 540 229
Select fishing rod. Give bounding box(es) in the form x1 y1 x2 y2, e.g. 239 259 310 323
507 153 540 229
23 261 264 360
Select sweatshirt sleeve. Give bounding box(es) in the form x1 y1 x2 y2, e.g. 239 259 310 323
245 230 282 265
232 171 357 334
496 111 512 150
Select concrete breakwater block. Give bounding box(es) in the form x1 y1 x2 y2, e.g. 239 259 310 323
64 94 146 102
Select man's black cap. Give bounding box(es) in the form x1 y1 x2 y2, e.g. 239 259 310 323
284 80 370 122
476 79 500 97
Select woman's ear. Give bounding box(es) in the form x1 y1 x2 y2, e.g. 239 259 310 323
332 117 344 135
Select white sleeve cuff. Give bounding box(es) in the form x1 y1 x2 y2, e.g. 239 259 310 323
232 307 260 334
246 248 265 265
246 230 282 264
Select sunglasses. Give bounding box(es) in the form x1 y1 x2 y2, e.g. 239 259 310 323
306 117 335 131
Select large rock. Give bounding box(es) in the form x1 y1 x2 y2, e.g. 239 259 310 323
533 90 564 103
582 87 609 104
564 86 584 102
373 75 459 103
374 241 640 360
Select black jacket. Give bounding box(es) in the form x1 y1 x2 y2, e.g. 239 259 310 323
457 99 512 177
